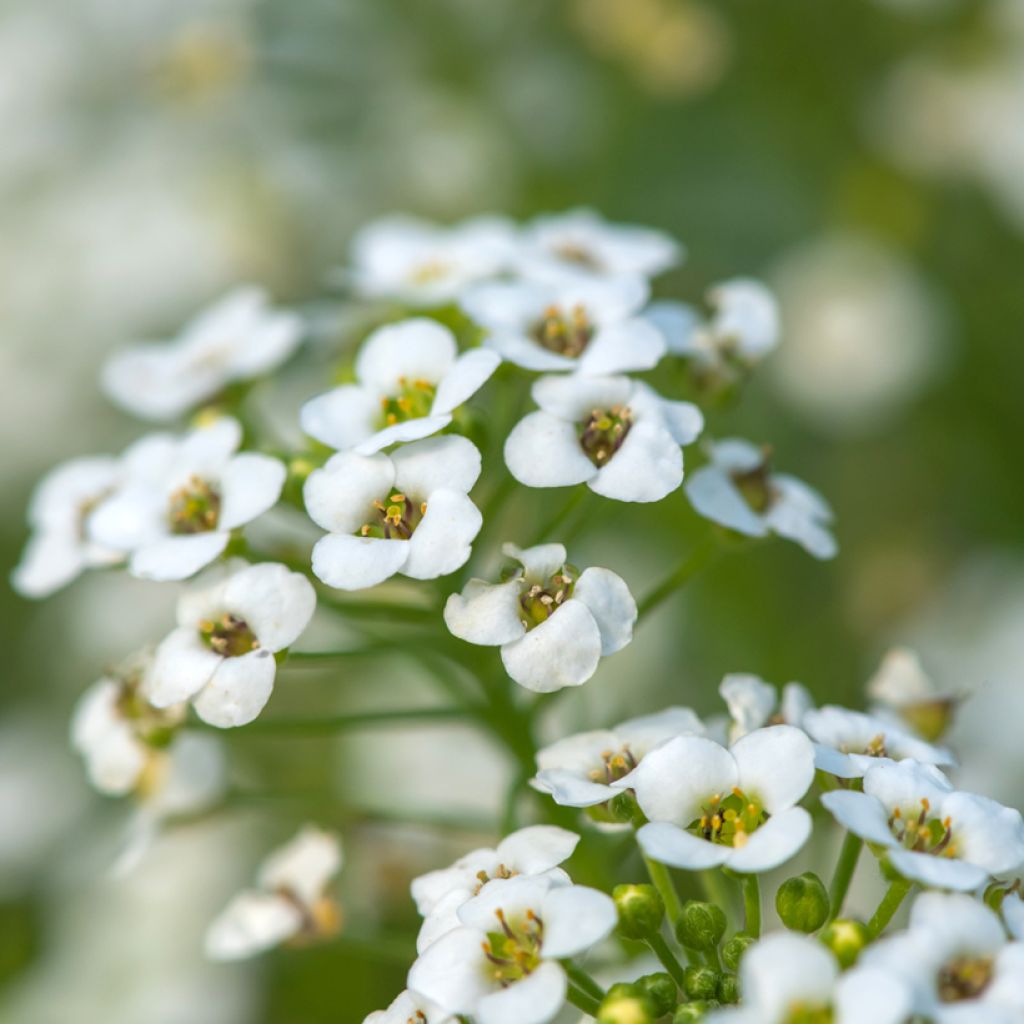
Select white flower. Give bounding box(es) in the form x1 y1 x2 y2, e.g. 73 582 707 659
861 892 1024 1023
444 542 637 693
460 275 665 375
102 287 304 422
685 438 836 558
803 705 956 779
305 435 483 590
514 208 682 284
364 991 453 1024
532 706 706 808
12 455 123 598
1004 891 1024 941
647 278 780 368
504 375 703 503
706 932 913 1024
619 726 816 873
299 318 500 455
821 761 1024 891
87 416 286 582
408 875 616 1024
205 826 343 961
147 562 316 728
412 825 579 953
867 647 958 743
719 673 814 743
347 213 516 306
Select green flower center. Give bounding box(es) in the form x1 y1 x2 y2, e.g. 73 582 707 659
379 377 437 427
687 788 769 848
784 1005 833 1024
114 671 183 746
588 746 639 784
579 405 634 467
168 476 221 534
358 492 426 540
532 303 594 357
482 908 544 987
729 453 777 514
937 955 994 1002
199 613 260 657
888 798 957 857
518 565 577 629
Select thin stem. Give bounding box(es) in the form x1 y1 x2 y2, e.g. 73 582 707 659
827 832 863 922
528 486 587 546
742 874 761 938
645 932 688 992
565 984 601 1016
284 645 392 663
700 869 732 915
868 878 912 937
637 536 717 618
315 593 438 624
200 705 470 736
643 854 684 929
563 962 606 1002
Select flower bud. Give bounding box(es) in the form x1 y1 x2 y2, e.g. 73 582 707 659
608 790 643 825
672 1000 719 1023
675 900 727 951
683 966 720 1001
613 884 665 940
820 918 871 968
597 985 656 1024
717 973 740 1004
721 933 755 971
636 972 677 1017
775 872 830 933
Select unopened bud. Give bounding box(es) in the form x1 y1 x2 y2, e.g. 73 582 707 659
675 900 727 951
721 933 755 971
608 790 643 825
820 918 871 968
636 972 677 1017
683 966 719 1001
672 1000 719 1023
613 884 665 940
776 872 830 933
597 985 656 1024
717 974 739 1004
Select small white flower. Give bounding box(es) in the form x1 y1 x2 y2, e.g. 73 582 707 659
205 826 343 961
305 435 483 590
408 875 616 1024
364 991 453 1024
12 455 123 598
147 562 316 728
647 278 780 368
102 287 304 422
300 318 500 455
685 438 836 558
532 706 706 808
87 416 286 582
719 673 814 743
1004 890 1024 941
514 208 682 284
707 932 913 1024
504 375 703 503
803 705 956 779
347 213 517 306
619 726 816 873
461 275 665 374
867 647 958 743
821 761 1024 891
444 542 637 693
861 891 1024 1022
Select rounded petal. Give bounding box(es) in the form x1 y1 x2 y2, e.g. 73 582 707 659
204 891 303 960
615 707 707 755
589 420 682 503
192 649 277 728
531 770 614 808
129 531 230 581
484 331 577 372
530 374 633 421
720 674 777 738
739 932 837 1022
11 530 89 599
644 300 702 355
820 790 898 848
500 601 602 693
502 542 567 581
766 482 838 560
224 563 317 651
886 849 989 891
1004 896 1024 940
299 385 380 451
541 885 616 957
834 966 914 1024
87 485 167 552
686 465 767 537
636 821 730 870
572 567 637 655
504 413 596 489
460 279 548 329
577 318 666 375
535 729 622 774
432 348 502 415
392 435 482 498
863 760 954 814
311 533 410 591
725 806 812 873
354 415 453 456
476 961 566 1024
303 451 396 534
732 725 815 812
259 826 342 906
652 397 705 447
148 626 223 707
444 579 526 646
218 453 286 530
403 490 482 580
496 826 580 875
355 318 457 392
942 792 1024 874
408 927 496 1014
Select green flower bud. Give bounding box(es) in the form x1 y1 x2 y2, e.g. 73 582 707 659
597 986 656 1024
613 884 665 940
721 933 756 972
608 790 643 825
717 974 740 1004
683 966 720 1001
775 872 830 933
675 900 727 951
820 918 871 968
672 1000 720 1023
636 972 677 1017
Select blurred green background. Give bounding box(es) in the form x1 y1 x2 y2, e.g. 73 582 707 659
3 0 1024 1020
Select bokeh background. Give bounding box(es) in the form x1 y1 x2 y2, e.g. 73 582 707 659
3 0 1024 1020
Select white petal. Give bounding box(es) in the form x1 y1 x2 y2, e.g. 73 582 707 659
530 374 633 422
500 601 602 693
300 385 380 451
1004 896 1024 940
886 849 988 891
11 530 89 599
709 278 780 361
129 531 230 581
739 933 837 1022
444 579 526 646
834 966 914 1024
820 791 898 848
404 490 482 580
503 542 567 581
303 451 396 534
87 485 167 552
204 891 303 961
942 792 1024 874
576 318 666 375
259 826 343 906
863 760 954 814
504 413 596 489
541 885 616 957
484 331 577 372
720 674 777 739
148 731 227 817
636 821 730 870
310 534 410 590
218 453 285 530
416 888 470 953
432 349 502 415
408 927 496 1014
649 396 705 446
813 746 862 779
224 307 304 378
615 707 707 755
766 482 837 560
355 318 457 393
102 345 208 421
193 649 277 728
354 415 453 456
148 627 223 707
572 568 637 655
908 891 1005 952
476 961 566 1024
725 806 812 873
732 725 815 812
535 729 621 774
644 300 701 355
392 435 483 498
461 280 546 329
178 417 243 474
531 771 614 808
685 466 768 537
589 419 682 503
496 826 580 875
224 563 317 652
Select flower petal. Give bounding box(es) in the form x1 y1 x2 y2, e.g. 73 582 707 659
834 966 914 1024
820 791 898 848
541 885 616 957
504 412 596 489
224 563 317 652
572 567 637 655
530 770 614 808
129 531 230 581
432 349 502 415
725 806 812 873
147 626 223 707
408 927 497 1013
299 385 380 451
941 792 1024 874
404 490 482 580
444 579 526 646
589 419 682 503
886 849 989 891
636 821 730 870
738 932 837 1023
218 453 286 530
530 374 633 422
732 725 815 812
303 451 396 534
476 961 566 1024
259 826 342 906
577 318 666 375
615 707 707 755
205 891 303 961
496 825 580 875
192 649 277 728
685 466 767 537
500 601 602 693
645 299 701 355
355 318 457 393
311 534 410 590
354 416 453 456
392 435 482 498
503 542 568 581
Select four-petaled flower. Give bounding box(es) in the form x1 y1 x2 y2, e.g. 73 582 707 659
363 991 453 1024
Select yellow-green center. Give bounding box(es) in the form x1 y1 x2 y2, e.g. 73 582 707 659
579 405 634 467
168 476 221 534
888 798 957 858
518 565 577 630
379 377 437 427
937 955 994 1002
588 746 639 784
532 303 594 358
199 613 259 657
687 788 769 848
358 492 426 540
482 908 544 987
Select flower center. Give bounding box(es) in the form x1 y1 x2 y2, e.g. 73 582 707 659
588 746 639 784
887 798 957 857
531 303 594 357
552 242 603 271
729 452 776 514
784 1005 833 1024
409 259 452 285
578 405 634 467
379 377 437 427
937 955 994 1002
482 907 544 988
114 670 183 746
687 788 769 848
518 565 577 629
199 613 260 657
358 493 426 540
839 732 889 759
278 887 343 946
474 864 516 895
168 476 221 534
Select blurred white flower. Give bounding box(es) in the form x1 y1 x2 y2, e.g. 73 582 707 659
147 561 316 728
300 318 499 454
305 435 483 590
718 672 813 743
364 990 453 1024
505 375 702 502
205 825 343 960
866 647 958 743
445 542 637 693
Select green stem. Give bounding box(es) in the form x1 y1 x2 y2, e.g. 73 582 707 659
201 705 470 736
284 645 391 663
700 869 732 915
827 832 863 922
565 984 601 1016
315 593 438 624
741 875 761 938
645 932 688 992
563 962 606 1002
867 878 912 937
528 486 587 546
643 855 684 929
637 536 717 618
